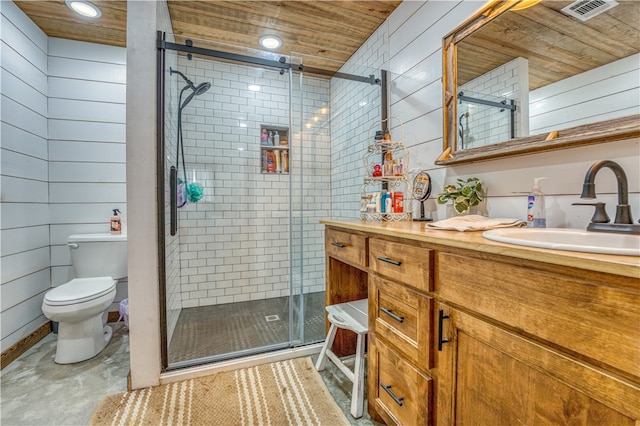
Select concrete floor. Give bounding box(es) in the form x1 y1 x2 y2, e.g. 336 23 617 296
0 322 130 426
1 322 382 426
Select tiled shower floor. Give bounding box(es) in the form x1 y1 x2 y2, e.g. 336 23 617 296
168 291 326 364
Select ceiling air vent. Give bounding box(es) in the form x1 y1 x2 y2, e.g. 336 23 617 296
561 0 618 22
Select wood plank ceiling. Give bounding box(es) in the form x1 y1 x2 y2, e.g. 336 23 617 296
14 1 639 85
457 0 640 90
13 0 402 75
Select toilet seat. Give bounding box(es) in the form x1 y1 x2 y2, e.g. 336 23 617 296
44 277 116 306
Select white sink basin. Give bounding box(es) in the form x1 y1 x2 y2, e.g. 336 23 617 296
482 228 640 256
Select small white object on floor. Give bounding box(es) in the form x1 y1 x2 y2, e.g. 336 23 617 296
116 298 129 329
426 215 526 232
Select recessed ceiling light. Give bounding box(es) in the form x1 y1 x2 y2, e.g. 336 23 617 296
259 35 282 50
65 0 102 18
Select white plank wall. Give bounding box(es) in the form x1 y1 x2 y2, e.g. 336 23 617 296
530 53 640 134
0 0 50 350
1 1 128 351
332 0 640 227
47 38 127 310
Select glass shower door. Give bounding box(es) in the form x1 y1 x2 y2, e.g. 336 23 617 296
160 46 329 370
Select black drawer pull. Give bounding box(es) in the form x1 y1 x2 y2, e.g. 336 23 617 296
331 242 346 248
380 307 404 323
438 309 450 351
377 256 401 266
380 383 404 406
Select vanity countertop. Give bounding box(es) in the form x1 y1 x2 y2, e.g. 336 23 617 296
321 219 640 279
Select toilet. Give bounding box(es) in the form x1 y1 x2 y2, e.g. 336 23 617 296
42 233 127 364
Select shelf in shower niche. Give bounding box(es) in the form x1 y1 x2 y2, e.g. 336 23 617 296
260 124 289 174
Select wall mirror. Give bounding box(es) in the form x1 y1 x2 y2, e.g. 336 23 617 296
438 0 639 165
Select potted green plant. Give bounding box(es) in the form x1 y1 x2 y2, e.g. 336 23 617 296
436 177 484 215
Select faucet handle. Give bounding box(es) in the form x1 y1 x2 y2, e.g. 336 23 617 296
572 202 610 223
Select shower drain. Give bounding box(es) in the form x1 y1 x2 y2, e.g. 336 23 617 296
265 315 280 322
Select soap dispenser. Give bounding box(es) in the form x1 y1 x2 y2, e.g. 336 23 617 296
110 209 122 234
527 178 546 228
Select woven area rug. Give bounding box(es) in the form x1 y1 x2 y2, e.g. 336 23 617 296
87 357 350 426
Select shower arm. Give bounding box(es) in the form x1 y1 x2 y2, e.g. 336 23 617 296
170 67 196 91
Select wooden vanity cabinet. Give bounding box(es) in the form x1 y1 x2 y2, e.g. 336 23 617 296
323 223 640 425
435 250 640 426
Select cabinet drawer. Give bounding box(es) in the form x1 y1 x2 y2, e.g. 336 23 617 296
370 274 433 371
437 252 640 380
369 336 432 426
325 228 367 267
369 238 433 292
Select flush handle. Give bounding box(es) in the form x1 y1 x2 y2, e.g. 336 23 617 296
68 243 79 249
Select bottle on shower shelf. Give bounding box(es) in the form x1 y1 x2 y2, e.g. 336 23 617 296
261 128 268 145
274 131 280 145
266 151 276 173
275 150 282 173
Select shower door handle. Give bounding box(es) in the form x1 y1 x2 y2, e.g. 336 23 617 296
170 166 177 236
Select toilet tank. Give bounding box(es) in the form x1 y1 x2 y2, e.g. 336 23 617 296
68 233 128 280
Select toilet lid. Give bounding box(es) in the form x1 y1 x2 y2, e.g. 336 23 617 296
44 277 116 306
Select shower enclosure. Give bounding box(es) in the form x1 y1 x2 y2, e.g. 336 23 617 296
457 90 517 150
156 33 382 370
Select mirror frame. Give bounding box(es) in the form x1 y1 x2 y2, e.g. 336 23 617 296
437 0 640 166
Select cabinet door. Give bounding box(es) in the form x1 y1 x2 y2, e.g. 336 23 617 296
435 303 640 426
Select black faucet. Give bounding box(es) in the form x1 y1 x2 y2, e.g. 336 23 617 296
573 160 640 234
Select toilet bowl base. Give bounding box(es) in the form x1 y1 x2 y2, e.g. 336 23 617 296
54 315 113 364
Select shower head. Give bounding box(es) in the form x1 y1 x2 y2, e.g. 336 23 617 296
194 82 211 96
170 68 212 109
180 81 211 109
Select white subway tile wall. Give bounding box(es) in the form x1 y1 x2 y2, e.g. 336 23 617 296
170 56 331 308
330 24 388 220
459 57 528 148
164 46 181 344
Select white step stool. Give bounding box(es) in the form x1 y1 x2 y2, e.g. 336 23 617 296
315 298 368 419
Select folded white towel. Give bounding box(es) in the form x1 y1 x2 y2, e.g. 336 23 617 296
426 215 526 232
